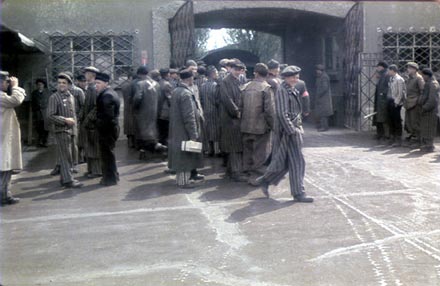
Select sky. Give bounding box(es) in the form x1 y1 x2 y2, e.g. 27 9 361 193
206 28 229 50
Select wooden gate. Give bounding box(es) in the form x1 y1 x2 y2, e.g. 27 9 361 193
169 0 195 68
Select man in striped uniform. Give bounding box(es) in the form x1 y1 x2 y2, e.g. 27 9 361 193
200 66 221 156
47 73 82 188
252 66 313 203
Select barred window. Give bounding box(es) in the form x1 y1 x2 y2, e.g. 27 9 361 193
50 32 134 86
383 32 440 72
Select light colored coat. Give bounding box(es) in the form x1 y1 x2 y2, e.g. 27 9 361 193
1 87 26 171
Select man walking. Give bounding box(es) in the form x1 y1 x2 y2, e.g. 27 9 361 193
314 64 333 132
47 73 82 188
387 65 406 147
219 60 247 182
252 66 313 203
168 69 204 189
95 72 121 185
418 68 439 152
403 62 425 148
1 72 25 205
240 63 275 180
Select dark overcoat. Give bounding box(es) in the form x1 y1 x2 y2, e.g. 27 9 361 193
219 73 243 153
80 83 100 158
121 78 138 136
133 77 160 142
168 83 204 172
373 69 390 124
315 72 333 117
418 78 439 139
200 79 220 141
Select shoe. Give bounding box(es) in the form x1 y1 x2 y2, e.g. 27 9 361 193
154 143 168 152
1 196 20 205
294 193 314 203
248 175 265 186
99 179 117 186
71 167 79 174
179 180 198 189
63 180 83 188
191 173 205 181
230 174 248 182
50 166 60 176
86 173 102 179
164 169 176 175
420 146 435 153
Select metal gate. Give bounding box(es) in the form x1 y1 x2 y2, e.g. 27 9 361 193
169 0 195 68
358 53 382 131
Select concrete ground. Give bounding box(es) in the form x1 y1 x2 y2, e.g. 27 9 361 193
1 127 440 286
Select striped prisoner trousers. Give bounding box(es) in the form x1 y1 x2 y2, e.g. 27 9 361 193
262 132 305 198
54 132 74 184
176 172 191 187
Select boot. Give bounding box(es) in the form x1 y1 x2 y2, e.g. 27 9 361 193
50 165 60 176
294 193 314 203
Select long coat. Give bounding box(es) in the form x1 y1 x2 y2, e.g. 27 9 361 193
219 73 243 153
158 78 173 121
199 78 220 141
121 78 138 136
1 87 26 171
315 72 333 117
80 83 100 158
168 83 204 172
133 76 160 142
374 69 390 124
418 78 439 139
31 88 51 130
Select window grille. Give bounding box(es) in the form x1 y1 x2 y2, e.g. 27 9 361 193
50 32 134 87
383 32 440 72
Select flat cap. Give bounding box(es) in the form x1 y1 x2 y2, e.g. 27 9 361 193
316 64 325 71
230 59 246 69
421 68 433 77
169 68 178 74
76 74 86 81
206 65 218 74
281 65 301 76
179 68 193 80
219 58 230 67
159 68 170 74
406 62 419 70
58 72 73 84
267 59 280 70
84 66 100 73
0 70 10 80
95 72 110 82
185 59 197 67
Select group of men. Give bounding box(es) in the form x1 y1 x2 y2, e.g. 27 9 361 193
1 66 121 206
373 61 439 152
122 58 315 202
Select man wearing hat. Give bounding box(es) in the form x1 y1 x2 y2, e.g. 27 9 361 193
417 68 439 152
47 73 82 188
218 58 230 80
403 62 425 147
169 68 180 88
80 66 102 178
1 71 26 205
252 66 313 203
76 74 87 91
267 59 282 91
168 69 204 188
314 64 333 132
239 63 275 181
95 72 121 185
373 61 391 142
31 78 50 147
158 67 174 146
219 59 248 182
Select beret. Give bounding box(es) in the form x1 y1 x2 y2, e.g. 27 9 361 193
421 68 433 77
136 66 149 75
179 68 193 79
159 68 170 74
377 61 389 69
